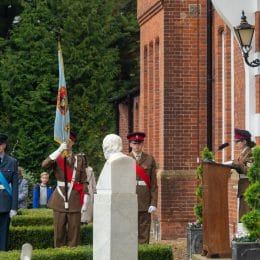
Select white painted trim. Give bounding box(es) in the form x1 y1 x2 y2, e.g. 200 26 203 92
231 36 235 160
211 1 257 28
254 52 260 75
222 32 225 163
253 114 260 137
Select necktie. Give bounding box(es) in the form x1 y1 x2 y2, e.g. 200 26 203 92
136 154 141 162
0 158 2 164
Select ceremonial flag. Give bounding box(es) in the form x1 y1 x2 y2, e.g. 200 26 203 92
54 42 70 144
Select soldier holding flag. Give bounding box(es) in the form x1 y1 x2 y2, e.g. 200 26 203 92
42 43 89 247
42 131 89 247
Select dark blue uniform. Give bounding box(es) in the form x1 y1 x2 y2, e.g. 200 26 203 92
0 154 18 251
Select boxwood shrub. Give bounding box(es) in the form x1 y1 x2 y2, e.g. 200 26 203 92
9 224 92 250
0 244 173 260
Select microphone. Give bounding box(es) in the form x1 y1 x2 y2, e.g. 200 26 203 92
218 142 229 151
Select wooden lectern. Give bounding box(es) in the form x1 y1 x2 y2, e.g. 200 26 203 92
202 161 232 258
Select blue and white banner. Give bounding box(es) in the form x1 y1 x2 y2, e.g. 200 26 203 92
54 42 70 144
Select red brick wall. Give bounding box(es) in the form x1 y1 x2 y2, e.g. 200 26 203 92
160 0 208 239
119 104 129 151
138 0 164 167
116 1 250 241
212 10 246 162
163 0 207 170
136 0 208 239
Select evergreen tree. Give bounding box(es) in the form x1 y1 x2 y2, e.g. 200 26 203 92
0 0 139 174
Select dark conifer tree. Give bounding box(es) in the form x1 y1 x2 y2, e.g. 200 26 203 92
0 0 139 174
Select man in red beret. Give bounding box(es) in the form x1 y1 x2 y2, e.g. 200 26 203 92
127 132 158 244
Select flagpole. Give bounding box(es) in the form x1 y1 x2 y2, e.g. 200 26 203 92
64 156 68 209
55 40 70 209
59 41 68 210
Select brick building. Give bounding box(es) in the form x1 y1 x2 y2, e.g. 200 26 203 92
111 0 260 240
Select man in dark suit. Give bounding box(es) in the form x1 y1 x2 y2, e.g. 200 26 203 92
127 132 158 244
0 133 18 251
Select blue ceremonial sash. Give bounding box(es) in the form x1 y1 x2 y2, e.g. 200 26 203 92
0 171 12 197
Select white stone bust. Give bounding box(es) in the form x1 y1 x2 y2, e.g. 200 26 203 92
102 134 124 162
96 134 136 194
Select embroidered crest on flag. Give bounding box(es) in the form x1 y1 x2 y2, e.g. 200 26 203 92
57 86 69 115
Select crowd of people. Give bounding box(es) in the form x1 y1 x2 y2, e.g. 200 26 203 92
0 127 256 251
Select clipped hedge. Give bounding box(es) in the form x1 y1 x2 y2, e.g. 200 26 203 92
17 208 53 217
13 209 53 227
138 244 173 260
9 224 92 250
5 209 173 259
0 244 173 260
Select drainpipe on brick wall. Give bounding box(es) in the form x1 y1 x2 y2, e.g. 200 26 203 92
207 0 213 150
127 95 133 134
113 101 119 135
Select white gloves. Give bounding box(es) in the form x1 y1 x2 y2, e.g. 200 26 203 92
49 142 67 160
81 194 90 213
9 210 17 218
148 206 157 213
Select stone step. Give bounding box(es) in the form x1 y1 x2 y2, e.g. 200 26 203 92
192 254 231 260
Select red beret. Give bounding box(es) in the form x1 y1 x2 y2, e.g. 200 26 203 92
234 128 251 142
127 132 146 143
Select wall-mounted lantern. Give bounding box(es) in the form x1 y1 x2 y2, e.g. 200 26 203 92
234 11 260 67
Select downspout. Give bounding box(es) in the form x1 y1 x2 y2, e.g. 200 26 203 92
127 95 134 134
127 96 134 153
207 0 213 150
114 101 119 135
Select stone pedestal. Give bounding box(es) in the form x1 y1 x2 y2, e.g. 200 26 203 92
93 153 138 260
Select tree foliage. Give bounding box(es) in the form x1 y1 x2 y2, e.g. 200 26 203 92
0 0 139 175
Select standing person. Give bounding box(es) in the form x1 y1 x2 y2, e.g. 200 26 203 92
127 132 158 244
232 128 256 219
18 167 29 209
0 133 18 251
81 165 97 224
42 131 89 247
32 172 53 208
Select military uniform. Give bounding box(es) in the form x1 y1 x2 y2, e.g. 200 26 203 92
232 129 254 220
0 134 18 251
127 132 158 244
232 146 252 219
81 166 96 224
42 153 88 247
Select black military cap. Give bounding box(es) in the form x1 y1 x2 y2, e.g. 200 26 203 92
0 133 8 144
127 132 146 144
